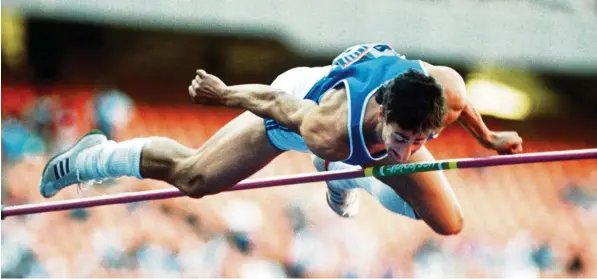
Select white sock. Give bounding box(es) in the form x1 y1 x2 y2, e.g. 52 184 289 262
317 159 419 219
76 138 149 181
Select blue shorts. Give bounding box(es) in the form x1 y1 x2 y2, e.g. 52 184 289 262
264 66 332 153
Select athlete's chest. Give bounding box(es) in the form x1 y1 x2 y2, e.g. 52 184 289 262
321 95 385 161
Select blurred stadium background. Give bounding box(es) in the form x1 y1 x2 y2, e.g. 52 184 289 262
2 0 597 277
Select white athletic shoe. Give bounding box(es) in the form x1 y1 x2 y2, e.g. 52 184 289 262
39 130 108 198
312 155 360 218
326 186 360 218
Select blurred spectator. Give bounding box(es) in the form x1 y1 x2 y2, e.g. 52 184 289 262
567 254 584 277
287 227 340 277
335 222 380 276
177 235 229 277
93 89 134 139
220 199 264 254
561 182 597 211
70 208 91 222
502 232 540 278
1 117 46 162
287 204 308 232
1 86 36 118
412 239 458 278
92 227 127 270
1 221 47 278
135 244 181 277
127 201 146 213
24 96 57 143
237 259 287 278
50 106 79 154
532 242 555 271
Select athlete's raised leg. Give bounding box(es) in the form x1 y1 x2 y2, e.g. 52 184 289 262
140 111 284 198
312 146 463 235
313 156 419 220
312 156 360 218
40 111 283 199
380 146 463 235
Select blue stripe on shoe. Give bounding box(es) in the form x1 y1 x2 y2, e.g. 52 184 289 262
59 161 66 177
328 186 345 204
53 164 60 179
65 158 70 173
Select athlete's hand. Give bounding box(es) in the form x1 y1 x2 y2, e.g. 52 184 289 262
486 131 524 155
189 69 229 106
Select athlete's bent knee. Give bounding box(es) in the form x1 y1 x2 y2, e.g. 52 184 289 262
181 174 206 199
174 173 223 199
168 159 221 199
434 221 463 235
432 211 464 235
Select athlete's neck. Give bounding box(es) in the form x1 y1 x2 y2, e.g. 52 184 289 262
361 115 387 157
362 100 385 146
374 119 385 144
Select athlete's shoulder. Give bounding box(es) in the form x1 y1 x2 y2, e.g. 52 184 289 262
423 63 466 96
423 63 467 119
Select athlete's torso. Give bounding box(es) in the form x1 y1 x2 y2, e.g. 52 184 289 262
265 44 430 165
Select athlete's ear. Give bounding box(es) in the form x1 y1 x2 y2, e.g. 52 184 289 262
378 106 384 120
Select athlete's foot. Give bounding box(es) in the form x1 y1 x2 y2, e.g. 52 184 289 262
326 186 360 218
312 155 360 218
39 131 108 198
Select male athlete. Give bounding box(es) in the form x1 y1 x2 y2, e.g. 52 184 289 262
39 44 522 235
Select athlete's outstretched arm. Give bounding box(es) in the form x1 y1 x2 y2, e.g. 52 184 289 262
457 98 493 146
188 69 343 158
227 84 318 132
456 92 524 155
430 66 523 155
188 70 315 131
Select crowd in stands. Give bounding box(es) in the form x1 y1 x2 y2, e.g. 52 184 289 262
2 85 596 278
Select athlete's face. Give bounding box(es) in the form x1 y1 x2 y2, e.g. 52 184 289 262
380 116 432 163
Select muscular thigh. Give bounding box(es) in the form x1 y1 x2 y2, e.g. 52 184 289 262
177 111 283 194
386 147 464 235
175 67 330 194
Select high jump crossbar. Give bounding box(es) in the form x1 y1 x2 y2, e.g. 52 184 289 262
2 148 596 219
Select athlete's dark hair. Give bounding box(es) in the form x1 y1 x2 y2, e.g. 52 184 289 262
375 69 447 133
